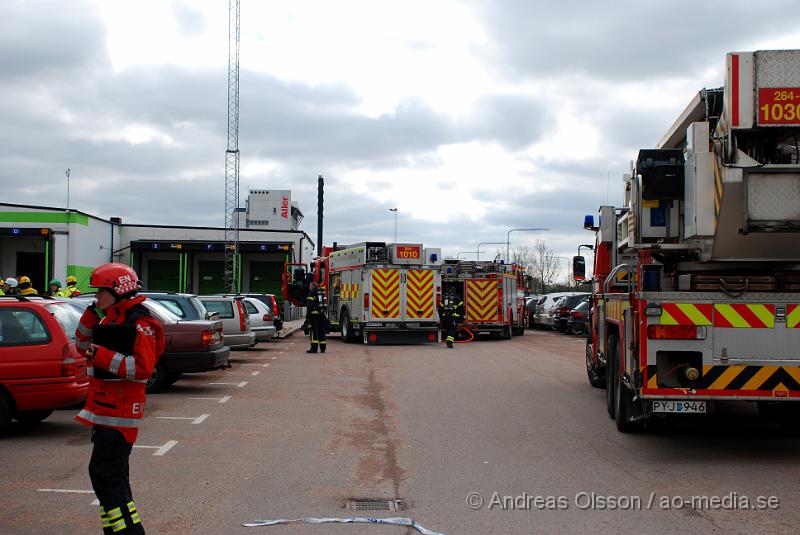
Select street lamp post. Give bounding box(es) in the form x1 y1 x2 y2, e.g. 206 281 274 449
506 227 549 262
389 208 398 244
477 242 506 261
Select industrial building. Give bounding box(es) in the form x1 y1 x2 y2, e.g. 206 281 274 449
0 202 314 297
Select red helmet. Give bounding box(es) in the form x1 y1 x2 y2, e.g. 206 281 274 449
90 263 141 295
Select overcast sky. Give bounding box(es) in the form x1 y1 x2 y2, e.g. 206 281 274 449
2 1 799 269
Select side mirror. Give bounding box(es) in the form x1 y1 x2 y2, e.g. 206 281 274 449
583 215 595 229
573 256 586 281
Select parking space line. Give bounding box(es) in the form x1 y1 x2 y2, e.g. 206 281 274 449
263 363 270 367
156 414 209 425
209 381 248 387
188 395 231 403
251 371 260 376
38 488 94 494
271 357 277 360
133 440 178 456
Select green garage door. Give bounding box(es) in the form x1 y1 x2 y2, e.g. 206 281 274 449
147 259 179 292
249 261 283 298
198 261 225 295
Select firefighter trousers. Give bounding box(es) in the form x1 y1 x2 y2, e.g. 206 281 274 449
442 316 457 347
308 315 327 353
89 427 144 534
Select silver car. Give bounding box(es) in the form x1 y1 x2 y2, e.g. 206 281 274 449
198 296 257 350
242 297 276 342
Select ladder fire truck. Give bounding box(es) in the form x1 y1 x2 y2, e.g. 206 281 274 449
284 242 443 344
441 260 527 338
577 50 800 431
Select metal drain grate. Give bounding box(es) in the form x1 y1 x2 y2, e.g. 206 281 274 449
345 498 405 512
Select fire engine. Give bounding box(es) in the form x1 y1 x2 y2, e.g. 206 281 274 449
283 242 443 344
440 260 527 338
577 50 800 431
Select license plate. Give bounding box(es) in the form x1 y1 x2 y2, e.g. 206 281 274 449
652 400 707 414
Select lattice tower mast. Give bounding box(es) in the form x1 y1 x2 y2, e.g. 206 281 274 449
224 0 241 293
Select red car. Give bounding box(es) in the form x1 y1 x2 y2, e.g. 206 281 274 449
0 296 89 432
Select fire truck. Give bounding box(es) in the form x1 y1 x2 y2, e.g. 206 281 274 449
577 50 800 432
283 242 443 344
441 260 526 338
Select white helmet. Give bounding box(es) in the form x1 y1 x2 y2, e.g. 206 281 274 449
5 277 18 288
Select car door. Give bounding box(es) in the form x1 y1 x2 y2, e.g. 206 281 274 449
0 307 57 380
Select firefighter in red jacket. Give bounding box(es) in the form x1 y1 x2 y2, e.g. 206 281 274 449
75 263 165 534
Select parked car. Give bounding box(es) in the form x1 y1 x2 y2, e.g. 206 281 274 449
140 292 218 321
0 295 89 432
198 296 257 350
524 295 540 328
552 294 590 332
534 293 575 328
566 299 590 335
219 293 283 333
242 298 277 342
70 297 230 393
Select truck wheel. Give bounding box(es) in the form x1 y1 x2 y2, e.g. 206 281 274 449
14 409 53 424
586 339 605 389
0 394 13 434
615 370 643 433
340 310 356 343
606 335 618 419
146 362 169 394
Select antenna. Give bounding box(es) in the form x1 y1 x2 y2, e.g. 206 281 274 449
224 0 241 293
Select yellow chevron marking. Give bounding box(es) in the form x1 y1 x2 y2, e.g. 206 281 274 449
787 306 800 328
749 304 775 328
742 366 778 391
659 309 677 325
647 373 658 388
675 303 712 326
709 366 743 390
784 366 800 385
715 304 750 328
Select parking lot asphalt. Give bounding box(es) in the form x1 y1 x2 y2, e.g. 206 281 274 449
2 329 800 535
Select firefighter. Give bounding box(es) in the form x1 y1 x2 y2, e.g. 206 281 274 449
437 289 464 348
18 276 38 296
304 281 327 353
3 277 18 295
48 279 65 297
0 279 5 296
74 263 165 534
64 275 82 297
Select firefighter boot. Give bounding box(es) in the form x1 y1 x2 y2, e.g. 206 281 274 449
306 343 318 354
320 344 326 353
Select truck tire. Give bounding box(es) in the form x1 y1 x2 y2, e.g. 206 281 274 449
0 394 12 434
606 335 618 419
340 310 356 343
146 361 169 394
586 339 605 389
14 409 53 424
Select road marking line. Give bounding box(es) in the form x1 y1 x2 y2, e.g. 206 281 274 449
237 381 248 388
251 371 261 376
209 382 238 385
188 395 231 403
133 440 177 456
156 414 209 424
238 363 265 366
271 357 277 360
262 363 270 367
38 489 95 494
91 498 99 505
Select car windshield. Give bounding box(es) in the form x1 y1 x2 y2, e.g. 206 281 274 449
572 300 589 311
46 303 81 341
202 300 234 319
142 300 180 323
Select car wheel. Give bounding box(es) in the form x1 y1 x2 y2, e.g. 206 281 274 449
14 409 53 424
0 394 12 434
146 362 169 394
